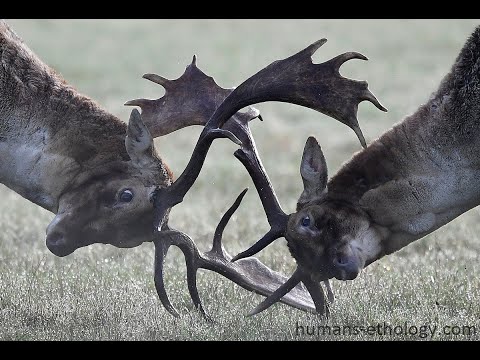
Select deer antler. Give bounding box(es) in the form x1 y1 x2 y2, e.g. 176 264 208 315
149 39 386 230
128 38 384 317
125 55 259 138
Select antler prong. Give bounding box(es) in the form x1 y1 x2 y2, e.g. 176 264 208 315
352 122 367 149
207 129 242 146
331 52 369 68
247 268 303 317
124 98 151 107
210 188 248 256
302 276 329 317
301 38 328 58
143 73 171 88
324 279 335 303
153 239 180 318
230 230 281 262
362 90 388 112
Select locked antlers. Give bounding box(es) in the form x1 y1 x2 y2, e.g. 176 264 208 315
127 56 317 317
128 38 385 317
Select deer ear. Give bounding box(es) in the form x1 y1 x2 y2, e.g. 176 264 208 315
298 136 328 208
125 109 157 168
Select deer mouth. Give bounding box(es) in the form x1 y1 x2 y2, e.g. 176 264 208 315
335 268 361 281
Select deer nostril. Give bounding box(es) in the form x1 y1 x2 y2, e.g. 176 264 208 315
332 248 361 281
334 252 350 266
46 231 74 257
47 232 66 247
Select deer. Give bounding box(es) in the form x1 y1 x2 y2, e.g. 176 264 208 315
140 24 480 317
0 20 336 317
210 25 480 316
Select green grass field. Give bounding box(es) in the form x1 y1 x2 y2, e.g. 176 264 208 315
1 19 480 340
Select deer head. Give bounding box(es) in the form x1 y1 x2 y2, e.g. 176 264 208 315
285 136 382 282
45 109 173 257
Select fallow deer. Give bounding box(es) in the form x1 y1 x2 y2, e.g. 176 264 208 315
224 25 480 315
0 20 170 255
0 20 326 317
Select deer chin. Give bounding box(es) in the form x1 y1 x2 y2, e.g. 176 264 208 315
335 267 362 281
45 234 147 257
111 238 146 248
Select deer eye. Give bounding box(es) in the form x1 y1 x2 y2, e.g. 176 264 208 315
301 216 311 227
119 189 134 203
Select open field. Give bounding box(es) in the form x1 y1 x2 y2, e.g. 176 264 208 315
1 19 480 340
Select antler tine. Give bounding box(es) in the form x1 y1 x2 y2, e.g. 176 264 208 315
329 51 368 70
231 145 288 262
143 73 171 88
153 190 317 319
153 238 180 317
210 188 248 256
247 268 332 317
302 276 330 317
247 268 303 317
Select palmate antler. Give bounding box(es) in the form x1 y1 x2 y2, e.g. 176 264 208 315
127 39 385 317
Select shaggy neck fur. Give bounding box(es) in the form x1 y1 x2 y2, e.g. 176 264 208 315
0 21 129 212
329 25 480 200
327 25 480 254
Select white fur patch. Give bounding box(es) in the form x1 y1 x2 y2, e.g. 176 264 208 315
0 133 79 211
349 226 383 266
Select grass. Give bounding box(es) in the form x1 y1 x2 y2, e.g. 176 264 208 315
1 19 480 340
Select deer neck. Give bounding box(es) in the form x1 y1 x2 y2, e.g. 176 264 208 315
328 28 480 257
0 22 128 213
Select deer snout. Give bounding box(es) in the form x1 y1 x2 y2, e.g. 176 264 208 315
46 216 76 257
46 231 74 257
332 244 362 280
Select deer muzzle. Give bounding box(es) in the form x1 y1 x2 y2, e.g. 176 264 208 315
331 243 362 280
